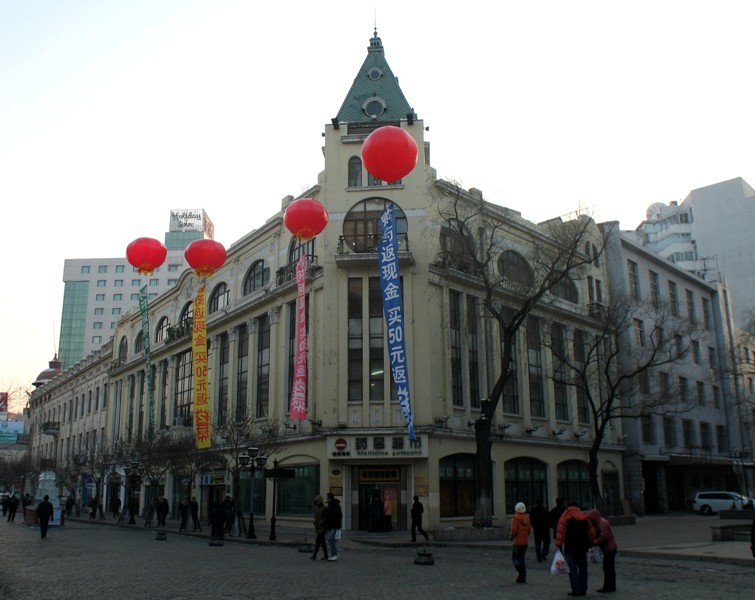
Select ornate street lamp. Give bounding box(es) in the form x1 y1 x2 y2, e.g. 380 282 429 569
239 446 267 539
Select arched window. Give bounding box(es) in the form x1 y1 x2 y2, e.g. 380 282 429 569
439 218 476 272
208 282 230 314
549 276 579 304
288 237 315 264
118 336 128 362
155 316 169 343
504 457 548 514
439 453 476 517
498 250 534 288
557 460 591 509
134 331 144 354
243 261 270 295
343 198 407 253
348 156 363 187
179 302 193 326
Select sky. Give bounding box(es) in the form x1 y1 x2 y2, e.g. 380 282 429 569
1 0 754 411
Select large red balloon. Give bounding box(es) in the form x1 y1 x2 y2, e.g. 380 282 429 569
184 239 227 277
126 237 167 275
283 198 329 241
361 125 418 182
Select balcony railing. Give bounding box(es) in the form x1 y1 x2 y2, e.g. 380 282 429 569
337 233 409 255
275 255 319 287
167 319 193 342
42 421 60 436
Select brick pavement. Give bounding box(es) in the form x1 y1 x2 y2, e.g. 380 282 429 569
0 515 753 599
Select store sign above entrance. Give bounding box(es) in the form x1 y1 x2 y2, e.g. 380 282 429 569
327 434 427 459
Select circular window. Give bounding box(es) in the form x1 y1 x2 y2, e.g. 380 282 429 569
368 67 383 80
363 97 386 118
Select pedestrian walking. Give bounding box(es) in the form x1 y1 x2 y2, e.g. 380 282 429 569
311 495 328 560
111 496 121 518
383 496 393 531
555 502 595 597
178 497 189 532
529 498 551 562
410 495 429 542
7 494 19 522
549 496 567 539
325 492 342 561
510 502 532 584
587 509 618 593
158 497 170 527
190 496 201 531
36 495 55 539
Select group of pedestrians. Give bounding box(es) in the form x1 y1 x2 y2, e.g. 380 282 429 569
509 497 618 595
310 492 342 561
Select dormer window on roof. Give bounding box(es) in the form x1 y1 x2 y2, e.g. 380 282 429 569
363 97 386 118
368 67 383 80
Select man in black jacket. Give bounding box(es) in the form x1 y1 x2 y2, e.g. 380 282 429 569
37 495 54 539
325 492 343 561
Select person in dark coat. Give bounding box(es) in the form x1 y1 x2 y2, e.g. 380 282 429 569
37 495 55 539
7 495 19 522
549 496 567 539
158 497 170 527
410 496 429 542
311 495 328 560
178 497 189 532
529 498 551 562
370 495 383 531
325 492 342 561
190 496 201 531
588 509 618 593
555 503 596 597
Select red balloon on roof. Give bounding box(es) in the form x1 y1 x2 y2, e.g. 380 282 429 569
361 125 418 182
126 237 168 275
283 198 329 241
184 239 227 277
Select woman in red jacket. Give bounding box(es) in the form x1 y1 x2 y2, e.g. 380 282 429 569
510 502 532 583
587 509 618 593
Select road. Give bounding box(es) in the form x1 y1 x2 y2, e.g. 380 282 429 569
0 519 753 599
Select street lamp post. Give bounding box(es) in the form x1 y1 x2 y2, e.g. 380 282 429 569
269 458 279 541
239 447 267 540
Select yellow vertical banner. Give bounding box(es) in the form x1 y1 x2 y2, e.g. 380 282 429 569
192 283 211 449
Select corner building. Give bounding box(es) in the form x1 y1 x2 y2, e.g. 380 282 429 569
53 32 626 531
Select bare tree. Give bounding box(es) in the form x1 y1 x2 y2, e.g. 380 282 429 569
74 435 119 518
434 183 601 527
543 295 694 511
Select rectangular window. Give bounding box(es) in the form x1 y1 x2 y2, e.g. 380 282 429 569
527 317 545 418
168 279 178 286
174 350 193 427
682 419 694 448
92 336 102 344
658 371 670 399
467 295 480 410
149 279 159 287
256 315 270 418
663 416 676 448
132 279 141 287
712 385 721 409
112 308 121 315
716 425 728 453
131 294 140 301
449 291 463 407
700 422 712 449
114 280 124 287
668 281 679 317
217 333 229 427
573 329 590 423
708 347 716 370
638 370 650 394
691 340 701 364
501 318 519 414
641 415 655 444
113 293 122 301
649 271 660 307
168 264 180 272
236 324 249 420
94 308 104 315
348 279 363 403
627 260 640 299
696 381 706 406
115 265 125 273
98 265 108 273
95 294 105 301
551 323 569 421
81 266 90 274
96 280 106 287
95 386 100 411
633 319 645 346
369 278 384 403
93 322 103 329
102 383 108 409
679 377 688 403
277 464 319 517
685 289 696 322
702 297 712 330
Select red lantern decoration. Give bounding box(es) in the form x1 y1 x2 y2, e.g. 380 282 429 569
361 125 418 182
184 239 227 277
126 237 167 275
283 198 329 241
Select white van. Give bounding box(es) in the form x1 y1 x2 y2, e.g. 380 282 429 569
691 491 754 515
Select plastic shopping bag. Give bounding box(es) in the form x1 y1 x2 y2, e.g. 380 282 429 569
588 546 602 564
550 549 570 575
335 529 342 540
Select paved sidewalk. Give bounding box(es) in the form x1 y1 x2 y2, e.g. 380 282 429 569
66 512 755 567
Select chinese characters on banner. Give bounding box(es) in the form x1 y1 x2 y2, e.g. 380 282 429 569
379 204 415 440
138 286 155 438
192 284 211 448
289 254 308 419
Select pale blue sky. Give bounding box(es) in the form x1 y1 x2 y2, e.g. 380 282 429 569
2 0 754 408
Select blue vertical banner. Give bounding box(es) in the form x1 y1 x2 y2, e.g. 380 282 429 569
138 286 155 439
379 204 415 440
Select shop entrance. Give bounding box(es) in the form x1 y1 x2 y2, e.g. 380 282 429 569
355 465 405 531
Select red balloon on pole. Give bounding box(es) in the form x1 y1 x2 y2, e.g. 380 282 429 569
126 237 168 275
361 125 418 182
184 239 227 277
283 198 329 241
